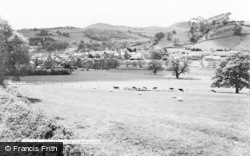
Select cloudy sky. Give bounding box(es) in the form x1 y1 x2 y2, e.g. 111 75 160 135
0 0 249 29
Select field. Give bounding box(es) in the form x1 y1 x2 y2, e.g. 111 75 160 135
16 68 250 155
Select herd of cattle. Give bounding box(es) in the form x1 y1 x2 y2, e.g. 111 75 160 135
113 86 218 93
113 86 185 92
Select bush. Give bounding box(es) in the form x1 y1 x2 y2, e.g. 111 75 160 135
190 48 202 51
0 88 97 156
131 61 138 67
26 69 72 75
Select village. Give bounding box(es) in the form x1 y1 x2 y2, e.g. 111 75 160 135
29 45 240 71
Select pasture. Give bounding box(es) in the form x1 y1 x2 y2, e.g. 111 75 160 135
17 68 250 155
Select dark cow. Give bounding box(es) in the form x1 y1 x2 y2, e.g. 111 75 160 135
178 88 184 92
169 88 174 90
113 86 119 89
211 89 216 93
153 87 158 90
132 86 137 90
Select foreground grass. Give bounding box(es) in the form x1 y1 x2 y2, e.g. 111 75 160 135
17 84 250 156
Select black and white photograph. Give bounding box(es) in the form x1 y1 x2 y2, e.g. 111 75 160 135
0 0 250 155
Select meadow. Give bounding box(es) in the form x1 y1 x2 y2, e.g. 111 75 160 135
16 68 250 155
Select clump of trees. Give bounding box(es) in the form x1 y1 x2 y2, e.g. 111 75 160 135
84 28 129 41
73 58 120 70
0 18 30 85
29 37 69 51
168 56 191 79
211 52 249 93
56 30 70 37
153 32 165 44
190 47 202 51
166 30 176 41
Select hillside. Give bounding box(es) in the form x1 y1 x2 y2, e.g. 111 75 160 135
18 21 250 51
18 22 185 46
190 26 250 50
18 23 158 45
156 22 190 48
154 21 250 51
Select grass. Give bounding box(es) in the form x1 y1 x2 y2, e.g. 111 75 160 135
20 68 214 81
16 85 250 155
15 68 250 155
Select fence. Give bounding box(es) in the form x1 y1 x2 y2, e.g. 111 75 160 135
6 81 237 94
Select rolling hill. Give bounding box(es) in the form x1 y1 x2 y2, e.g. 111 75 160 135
18 23 159 45
18 21 250 51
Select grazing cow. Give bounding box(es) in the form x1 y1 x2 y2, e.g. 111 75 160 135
142 87 147 91
211 89 216 93
153 87 158 90
132 86 137 90
169 88 174 90
177 98 183 102
113 86 119 89
178 88 184 92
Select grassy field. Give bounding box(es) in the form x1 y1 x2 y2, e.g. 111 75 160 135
16 68 250 155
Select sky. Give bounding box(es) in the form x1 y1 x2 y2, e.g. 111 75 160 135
0 0 249 29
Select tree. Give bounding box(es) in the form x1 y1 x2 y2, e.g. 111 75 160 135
154 32 165 43
147 60 164 75
234 25 243 35
150 47 164 60
0 18 30 85
211 52 249 93
167 32 173 41
124 50 131 59
168 56 190 79
37 29 49 36
138 60 145 68
77 40 85 51
172 37 180 46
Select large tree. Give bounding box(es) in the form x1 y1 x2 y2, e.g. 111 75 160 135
168 56 190 79
0 18 30 85
211 52 249 93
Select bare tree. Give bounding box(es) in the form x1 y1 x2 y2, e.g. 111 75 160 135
168 56 190 79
